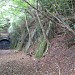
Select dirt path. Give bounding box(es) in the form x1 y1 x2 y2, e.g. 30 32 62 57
0 35 75 75
0 50 39 75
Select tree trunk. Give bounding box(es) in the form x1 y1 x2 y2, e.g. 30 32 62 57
72 0 75 12
18 30 26 51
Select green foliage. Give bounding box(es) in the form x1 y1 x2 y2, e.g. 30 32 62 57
12 0 28 9
0 19 10 32
12 0 35 9
35 37 47 59
0 0 35 32
8 13 26 48
38 0 73 16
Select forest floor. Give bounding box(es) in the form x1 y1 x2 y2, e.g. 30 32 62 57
0 35 75 75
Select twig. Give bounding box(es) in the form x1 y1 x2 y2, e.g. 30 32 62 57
23 0 52 20
55 62 61 75
46 9 75 35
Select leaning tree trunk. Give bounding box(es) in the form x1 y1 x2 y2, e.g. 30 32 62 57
35 11 50 44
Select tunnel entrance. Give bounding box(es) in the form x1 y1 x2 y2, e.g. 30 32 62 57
0 39 10 50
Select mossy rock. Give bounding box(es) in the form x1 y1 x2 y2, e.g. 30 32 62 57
35 38 47 59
